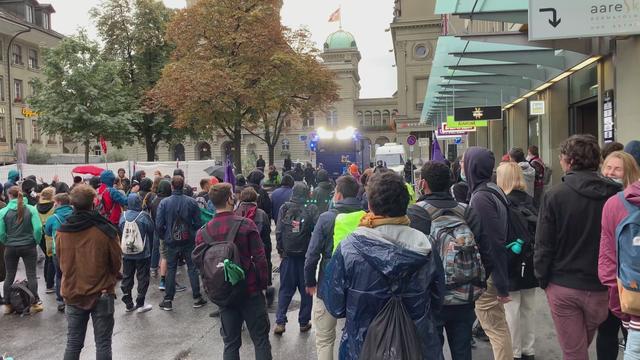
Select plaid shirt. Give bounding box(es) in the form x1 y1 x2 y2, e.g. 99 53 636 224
195 211 268 296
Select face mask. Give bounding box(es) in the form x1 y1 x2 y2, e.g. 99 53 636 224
610 177 624 185
460 171 467 182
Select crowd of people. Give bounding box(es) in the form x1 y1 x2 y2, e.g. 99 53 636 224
1 135 640 360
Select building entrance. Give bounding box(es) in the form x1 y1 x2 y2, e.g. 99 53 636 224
570 98 598 138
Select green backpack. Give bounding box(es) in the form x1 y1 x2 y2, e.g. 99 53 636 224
332 210 366 254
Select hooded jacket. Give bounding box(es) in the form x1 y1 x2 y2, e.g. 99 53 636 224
304 197 362 298
271 182 293 224
600 181 640 329
119 194 154 260
44 204 73 256
276 182 318 257
518 161 536 197
535 170 621 291
3 169 19 198
322 225 444 360
155 189 202 247
247 170 272 220
0 197 42 247
312 169 334 214
235 202 271 252
150 180 171 222
98 170 128 225
463 147 510 297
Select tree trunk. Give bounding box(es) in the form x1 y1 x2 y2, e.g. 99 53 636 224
144 131 156 162
232 127 242 174
267 143 275 166
83 139 90 164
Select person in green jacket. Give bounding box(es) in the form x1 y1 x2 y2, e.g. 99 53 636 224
44 192 74 312
0 186 43 314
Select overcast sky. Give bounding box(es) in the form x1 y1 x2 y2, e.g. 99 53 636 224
45 0 397 98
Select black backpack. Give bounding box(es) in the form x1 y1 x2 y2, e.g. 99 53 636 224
192 218 247 307
9 280 35 315
171 215 191 242
280 202 313 256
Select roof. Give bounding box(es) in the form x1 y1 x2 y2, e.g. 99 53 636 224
324 30 357 51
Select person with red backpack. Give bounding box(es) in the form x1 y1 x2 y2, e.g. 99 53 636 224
97 170 127 225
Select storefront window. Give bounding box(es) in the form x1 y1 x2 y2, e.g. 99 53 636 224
528 116 540 149
570 62 598 104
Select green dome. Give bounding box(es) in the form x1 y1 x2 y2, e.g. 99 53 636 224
324 30 357 50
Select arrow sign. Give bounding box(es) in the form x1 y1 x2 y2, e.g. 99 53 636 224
539 7 561 27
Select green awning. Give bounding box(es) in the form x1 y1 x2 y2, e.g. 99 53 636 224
435 0 527 14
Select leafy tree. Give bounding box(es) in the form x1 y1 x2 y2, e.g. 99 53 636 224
30 31 133 163
244 28 339 165
91 0 187 161
156 0 284 170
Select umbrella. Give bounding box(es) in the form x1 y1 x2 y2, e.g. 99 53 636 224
72 165 105 177
204 165 226 180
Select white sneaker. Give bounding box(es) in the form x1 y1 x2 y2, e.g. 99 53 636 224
137 304 153 314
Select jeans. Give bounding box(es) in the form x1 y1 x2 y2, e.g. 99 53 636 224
53 255 64 304
504 289 537 358
436 304 475 360
121 257 151 306
314 296 338 360
39 240 55 289
150 233 160 269
626 329 640 360
276 256 312 326
219 293 272 360
475 276 513 360
63 294 115 360
3 244 39 302
164 242 200 301
597 310 627 360
545 282 608 360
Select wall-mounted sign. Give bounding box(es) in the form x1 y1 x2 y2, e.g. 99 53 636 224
529 0 640 41
529 100 546 116
437 125 469 138
21 107 37 118
454 106 502 122
442 124 476 133
603 89 615 143
446 116 488 128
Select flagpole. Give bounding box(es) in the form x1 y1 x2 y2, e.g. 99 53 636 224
339 5 342 29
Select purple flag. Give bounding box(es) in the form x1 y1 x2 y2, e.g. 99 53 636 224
431 137 446 164
224 157 236 191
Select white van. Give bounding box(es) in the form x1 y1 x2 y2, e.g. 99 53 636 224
375 143 407 174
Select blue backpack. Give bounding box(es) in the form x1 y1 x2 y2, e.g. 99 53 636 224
616 192 640 316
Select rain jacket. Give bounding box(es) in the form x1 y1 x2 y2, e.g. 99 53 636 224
3 169 19 198
600 181 640 330
322 225 445 360
0 197 42 246
517 161 536 197
271 184 293 224
98 170 128 225
535 170 620 290
119 194 154 260
312 170 334 214
155 189 202 247
304 197 362 298
44 204 73 256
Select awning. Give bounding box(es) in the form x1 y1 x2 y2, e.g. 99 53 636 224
435 0 527 23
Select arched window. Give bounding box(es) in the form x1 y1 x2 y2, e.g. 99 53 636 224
303 115 315 128
196 142 212 160
282 139 290 151
364 111 373 126
373 111 382 126
382 110 391 125
173 143 186 161
93 145 101 156
375 136 390 147
357 111 364 126
325 109 338 128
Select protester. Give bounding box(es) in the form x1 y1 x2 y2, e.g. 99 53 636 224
464 146 512 360
284 155 293 173
508 147 535 197
36 187 56 295
155 176 206 311
56 184 121 360
496 162 539 360
358 168 373 211
625 140 640 167
601 141 624 161
407 161 479 360
256 154 266 170
602 151 640 188
149 180 176 290
117 168 131 193
322 171 444 359
138 177 155 211
527 145 546 208
247 170 272 220
535 134 621 359
266 165 281 187
348 162 360 183
22 177 39 206
195 183 271 359
0 186 43 314
304 176 363 360
197 178 212 203
312 169 334 214
44 192 73 312
235 187 274 305
97 170 128 225
274 182 318 335
292 163 304 182
304 162 316 188
70 176 83 191
4 169 19 198
271 174 294 224
450 156 469 203
404 159 416 184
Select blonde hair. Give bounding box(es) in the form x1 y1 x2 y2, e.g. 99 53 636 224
603 151 640 188
497 162 526 195
39 187 55 201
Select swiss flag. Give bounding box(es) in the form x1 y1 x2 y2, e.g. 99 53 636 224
100 136 108 155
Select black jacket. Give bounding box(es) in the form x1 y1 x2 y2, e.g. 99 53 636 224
506 190 538 292
450 181 469 204
407 192 459 237
534 170 621 291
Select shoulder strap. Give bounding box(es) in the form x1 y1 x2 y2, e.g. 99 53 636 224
619 191 639 214
476 186 509 208
416 200 466 220
225 218 244 244
53 214 62 224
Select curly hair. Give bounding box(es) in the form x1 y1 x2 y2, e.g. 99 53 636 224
559 134 601 171
366 171 409 217
420 161 451 193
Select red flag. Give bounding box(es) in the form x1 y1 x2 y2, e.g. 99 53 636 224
328 8 341 22
100 136 108 155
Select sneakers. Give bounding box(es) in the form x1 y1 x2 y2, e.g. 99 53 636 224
175 283 187 292
137 304 153 313
193 297 207 308
300 323 312 333
30 303 44 313
45 288 55 294
123 296 136 312
158 279 166 291
57 303 66 313
273 324 286 335
3 304 13 315
159 300 173 311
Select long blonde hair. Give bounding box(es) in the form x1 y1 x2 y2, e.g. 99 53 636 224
603 151 640 188
497 162 526 195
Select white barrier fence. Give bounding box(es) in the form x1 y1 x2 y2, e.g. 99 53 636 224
1 160 218 189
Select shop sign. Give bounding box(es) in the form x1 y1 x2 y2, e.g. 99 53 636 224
529 0 640 41
454 106 502 122
603 89 615 143
418 138 430 147
442 124 476 133
446 116 488 128
530 100 546 116
21 107 37 117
